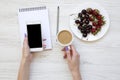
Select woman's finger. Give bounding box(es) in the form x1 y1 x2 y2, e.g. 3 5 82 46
43 44 46 49
61 47 67 59
65 47 71 61
24 36 29 47
63 52 67 59
42 38 46 49
70 45 77 55
23 34 30 53
66 51 71 61
61 47 65 51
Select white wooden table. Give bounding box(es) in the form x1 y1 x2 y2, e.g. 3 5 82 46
0 0 120 80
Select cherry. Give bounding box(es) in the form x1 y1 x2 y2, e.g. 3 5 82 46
87 25 92 30
85 14 89 19
80 21 83 26
83 33 87 37
86 29 90 33
78 13 82 18
82 9 87 14
80 17 84 22
75 20 80 24
85 20 89 24
78 25 82 30
81 29 85 33
75 8 106 37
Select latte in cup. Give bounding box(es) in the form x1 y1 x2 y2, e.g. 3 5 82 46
57 30 73 46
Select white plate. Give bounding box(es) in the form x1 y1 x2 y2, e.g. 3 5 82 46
70 2 110 41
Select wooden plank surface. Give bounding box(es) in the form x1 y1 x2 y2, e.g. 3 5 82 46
0 0 120 80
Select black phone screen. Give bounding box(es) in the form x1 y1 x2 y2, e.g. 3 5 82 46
27 24 42 48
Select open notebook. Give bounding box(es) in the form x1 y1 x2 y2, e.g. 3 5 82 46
18 6 52 50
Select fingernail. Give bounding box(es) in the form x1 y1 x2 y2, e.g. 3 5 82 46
24 33 26 37
65 46 68 51
43 39 46 41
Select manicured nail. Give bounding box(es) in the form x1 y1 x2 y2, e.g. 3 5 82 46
24 33 27 37
43 39 46 41
65 46 68 51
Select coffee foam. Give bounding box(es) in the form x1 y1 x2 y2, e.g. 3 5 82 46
58 30 72 45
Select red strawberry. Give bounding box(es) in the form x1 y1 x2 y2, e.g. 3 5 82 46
89 16 94 21
97 26 101 28
92 10 98 16
86 8 93 14
98 20 103 26
97 15 102 20
95 26 101 30
92 21 98 26
91 28 96 33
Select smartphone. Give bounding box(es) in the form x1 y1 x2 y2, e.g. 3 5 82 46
26 21 43 52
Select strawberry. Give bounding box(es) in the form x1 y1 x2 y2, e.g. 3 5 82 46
92 30 98 35
95 26 101 30
94 9 100 16
92 10 98 16
91 28 96 33
75 8 106 37
97 15 102 20
86 8 93 14
98 20 104 26
92 21 98 26
89 15 94 21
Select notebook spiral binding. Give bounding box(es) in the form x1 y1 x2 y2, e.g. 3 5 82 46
19 6 46 12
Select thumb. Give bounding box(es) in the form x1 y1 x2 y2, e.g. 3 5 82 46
23 34 29 52
24 34 29 47
65 46 71 61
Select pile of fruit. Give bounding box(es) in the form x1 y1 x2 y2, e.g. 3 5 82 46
75 8 106 37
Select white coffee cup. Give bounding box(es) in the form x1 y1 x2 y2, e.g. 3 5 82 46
57 29 73 46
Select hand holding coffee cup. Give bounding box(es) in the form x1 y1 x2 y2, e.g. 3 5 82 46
57 29 73 50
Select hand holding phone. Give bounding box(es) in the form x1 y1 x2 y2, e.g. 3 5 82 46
26 21 43 52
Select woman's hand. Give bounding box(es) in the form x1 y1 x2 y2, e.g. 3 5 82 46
18 35 33 80
22 35 32 63
63 45 81 80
